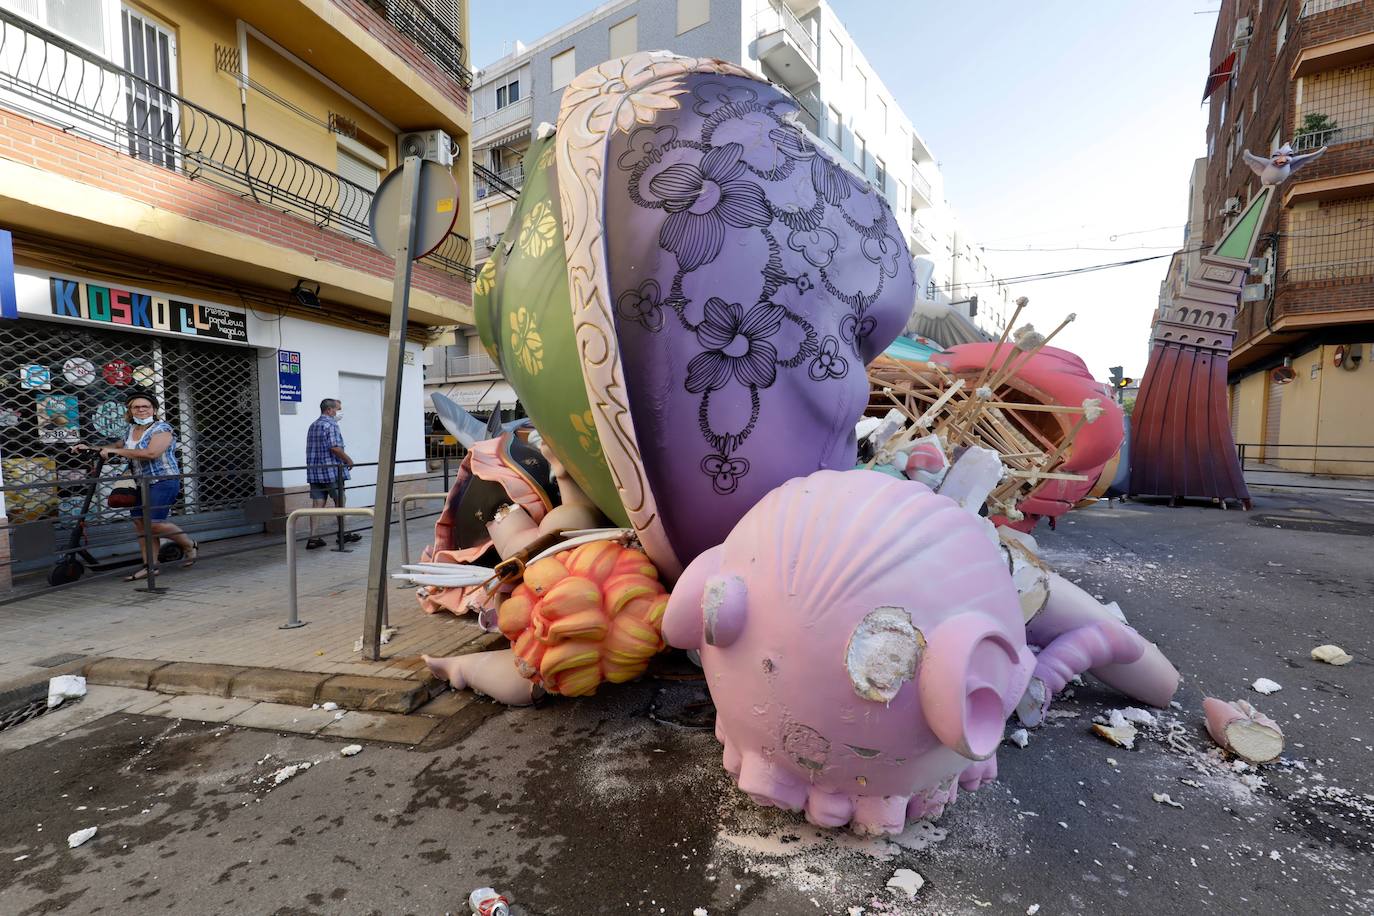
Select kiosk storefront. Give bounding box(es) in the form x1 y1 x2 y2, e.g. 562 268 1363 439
1 269 265 565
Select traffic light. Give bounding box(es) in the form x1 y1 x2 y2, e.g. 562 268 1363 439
1108 366 1123 388
1117 376 1134 389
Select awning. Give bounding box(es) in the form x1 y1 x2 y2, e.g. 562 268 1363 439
425 380 517 412
1202 51 1237 102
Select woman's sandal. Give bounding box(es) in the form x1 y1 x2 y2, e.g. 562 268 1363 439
182 541 199 568
123 566 156 582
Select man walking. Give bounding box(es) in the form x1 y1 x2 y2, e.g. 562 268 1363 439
305 398 359 549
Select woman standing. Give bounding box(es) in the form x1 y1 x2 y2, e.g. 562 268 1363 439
75 392 197 580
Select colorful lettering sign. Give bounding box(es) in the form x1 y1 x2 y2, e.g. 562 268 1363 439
278 350 302 402
47 276 248 343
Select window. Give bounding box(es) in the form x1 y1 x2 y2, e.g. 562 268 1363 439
826 105 842 147
495 80 520 109
677 0 709 35
10 0 107 52
826 31 843 76
336 137 383 237
1226 137 1235 171
1235 112 1244 154
875 156 886 191
551 47 575 90
1251 86 1258 115
855 133 867 173
855 68 867 107
609 15 637 58
1276 12 1287 54
876 97 888 132
122 7 177 168
1270 125 1282 153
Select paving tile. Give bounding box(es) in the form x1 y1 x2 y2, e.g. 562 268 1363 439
226 702 341 735
137 694 259 723
318 710 438 745
412 689 478 719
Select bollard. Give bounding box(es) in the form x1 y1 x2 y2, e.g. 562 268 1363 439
283 507 374 629
137 476 167 595
395 493 448 589
333 467 348 552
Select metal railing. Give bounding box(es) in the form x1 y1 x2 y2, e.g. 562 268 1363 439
472 95 531 142
474 162 523 201
0 9 475 280
1294 120 1374 150
756 0 817 63
358 0 471 89
1300 0 1361 17
910 164 933 206
1284 256 1374 282
1237 442 1374 484
430 352 502 378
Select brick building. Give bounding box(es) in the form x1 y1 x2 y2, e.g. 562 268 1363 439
0 0 474 587
1203 0 1374 474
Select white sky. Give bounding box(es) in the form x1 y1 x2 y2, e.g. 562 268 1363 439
472 0 1219 379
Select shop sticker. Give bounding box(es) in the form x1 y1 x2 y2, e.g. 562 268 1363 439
103 360 133 386
37 394 79 443
92 400 126 439
19 364 50 389
0 406 20 428
133 365 156 387
62 357 97 387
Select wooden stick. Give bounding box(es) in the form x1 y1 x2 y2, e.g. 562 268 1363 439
973 296 1028 392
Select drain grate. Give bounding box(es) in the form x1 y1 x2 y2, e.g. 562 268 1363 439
0 682 51 734
1252 515 1374 537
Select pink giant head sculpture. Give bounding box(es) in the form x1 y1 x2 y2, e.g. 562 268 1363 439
662 469 1034 835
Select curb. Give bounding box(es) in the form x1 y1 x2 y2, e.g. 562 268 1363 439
74 631 504 715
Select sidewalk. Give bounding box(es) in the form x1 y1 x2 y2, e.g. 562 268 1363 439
0 515 489 696
1244 462 1374 494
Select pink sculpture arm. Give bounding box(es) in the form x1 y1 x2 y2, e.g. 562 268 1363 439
1027 573 1181 709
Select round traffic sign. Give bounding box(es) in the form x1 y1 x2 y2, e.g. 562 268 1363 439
369 158 460 261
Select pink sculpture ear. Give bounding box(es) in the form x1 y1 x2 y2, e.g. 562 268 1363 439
661 545 725 650
919 614 1022 760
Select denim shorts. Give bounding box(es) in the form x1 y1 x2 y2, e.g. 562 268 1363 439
130 479 181 522
309 482 344 501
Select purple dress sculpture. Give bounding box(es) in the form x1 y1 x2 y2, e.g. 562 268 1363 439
597 66 914 565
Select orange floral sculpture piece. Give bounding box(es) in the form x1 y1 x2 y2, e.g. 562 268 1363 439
496 540 670 697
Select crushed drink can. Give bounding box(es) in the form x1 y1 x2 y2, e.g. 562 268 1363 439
468 887 511 916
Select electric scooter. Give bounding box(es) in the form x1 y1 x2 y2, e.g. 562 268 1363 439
48 450 183 586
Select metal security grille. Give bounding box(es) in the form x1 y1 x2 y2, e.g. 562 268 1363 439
0 317 262 546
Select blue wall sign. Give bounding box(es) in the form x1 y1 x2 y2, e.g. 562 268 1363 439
278 350 302 402
1 230 17 320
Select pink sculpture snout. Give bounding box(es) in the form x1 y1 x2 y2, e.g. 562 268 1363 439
664 470 1033 835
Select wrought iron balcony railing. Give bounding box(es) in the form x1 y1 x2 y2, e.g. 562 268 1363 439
473 162 522 202
358 0 472 90
0 8 475 280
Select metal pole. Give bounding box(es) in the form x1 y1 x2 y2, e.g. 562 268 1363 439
137 476 167 594
443 453 451 492
332 465 350 552
362 156 422 661
281 510 306 629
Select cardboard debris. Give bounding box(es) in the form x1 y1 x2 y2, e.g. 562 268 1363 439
1203 697 1284 764
1093 722 1138 750
1310 645 1352 666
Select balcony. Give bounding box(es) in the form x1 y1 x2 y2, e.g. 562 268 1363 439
0 9 474 279
428 352 502 380
472 96 532 146
793 85 821 134
910 164 934 208
474 163 524 202
755 0 819 90
357 0 471 89
908 217 937 256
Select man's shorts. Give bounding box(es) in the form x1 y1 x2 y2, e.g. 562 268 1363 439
309 482 342 501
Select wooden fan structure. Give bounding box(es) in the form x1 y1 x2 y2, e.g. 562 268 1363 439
867 300 1099 519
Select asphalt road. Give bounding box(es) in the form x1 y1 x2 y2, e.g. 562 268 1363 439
0 487 1371 916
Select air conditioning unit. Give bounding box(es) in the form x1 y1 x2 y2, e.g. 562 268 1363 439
399 129 455 167
1233 17 1252 47
1219 196 1241 216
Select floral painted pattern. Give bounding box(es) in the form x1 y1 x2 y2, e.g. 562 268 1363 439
570 409 604 464
474 259 496 296
509 308 544 376
519 201 559 258
613 73 909 495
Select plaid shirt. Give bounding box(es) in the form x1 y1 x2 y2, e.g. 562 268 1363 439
306 414 350 484
128 421 180 480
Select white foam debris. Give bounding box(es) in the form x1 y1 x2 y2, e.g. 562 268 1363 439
535 121 556 139
1008 729 1030 748
975 386 994 399
1118 707 1157 726
67 827 97 848
13 854 28 862
270 763 313 786
321 702 339 711
1081 398 1103 422
886 868 924 899
1311 645 1352 666
1152 792 1185 809
1251 678 1282 695
340 745 363 757
693 909 708 916
47 675 87 710
1027 905 1041 915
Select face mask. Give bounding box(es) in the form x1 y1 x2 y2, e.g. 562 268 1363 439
334 412 343 421
133 415 155 426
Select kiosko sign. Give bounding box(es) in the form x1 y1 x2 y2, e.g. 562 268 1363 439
47 276 248 343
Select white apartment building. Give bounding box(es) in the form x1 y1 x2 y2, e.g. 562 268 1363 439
427 0 1017 411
